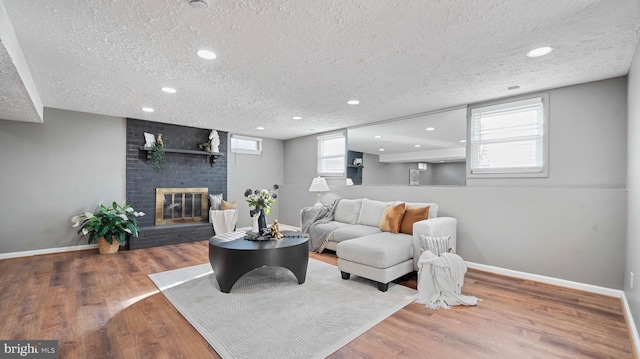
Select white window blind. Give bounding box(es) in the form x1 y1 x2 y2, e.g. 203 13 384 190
231 134 262 155
470 97 546 175
317 132 345 176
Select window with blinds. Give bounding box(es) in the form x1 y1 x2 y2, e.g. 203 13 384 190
469 96 548 177
231 134 262 155
317 132 346 176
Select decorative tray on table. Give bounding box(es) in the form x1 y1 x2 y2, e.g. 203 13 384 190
244 230 305 242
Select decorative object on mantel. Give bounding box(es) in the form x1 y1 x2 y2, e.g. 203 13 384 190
151 133 165 172
308 176 330 206
244 184 279 235
199 130 221 162
210 130 220 153
144 132 155 147
71 201 145 254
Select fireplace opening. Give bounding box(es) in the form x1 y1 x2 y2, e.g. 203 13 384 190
155 188 209 225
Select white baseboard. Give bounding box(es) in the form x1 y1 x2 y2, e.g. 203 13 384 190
622 293 640 358
0 244 99 260
466 261 622 298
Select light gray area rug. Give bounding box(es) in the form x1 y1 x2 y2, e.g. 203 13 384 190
149 259 416 359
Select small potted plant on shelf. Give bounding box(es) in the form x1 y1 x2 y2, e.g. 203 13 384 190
71 201 145 254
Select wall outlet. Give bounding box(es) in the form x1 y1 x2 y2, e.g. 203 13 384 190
631 272 634 289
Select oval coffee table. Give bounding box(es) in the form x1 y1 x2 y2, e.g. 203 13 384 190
208 230 309 293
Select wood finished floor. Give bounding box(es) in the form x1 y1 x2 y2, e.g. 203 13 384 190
0 240 634 359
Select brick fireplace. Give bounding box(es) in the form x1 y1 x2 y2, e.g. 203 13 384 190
125 118 227 249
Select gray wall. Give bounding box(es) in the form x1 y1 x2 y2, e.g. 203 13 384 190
227 137 284 228
281 77 628 289
626 42 640 325
0 108 126 253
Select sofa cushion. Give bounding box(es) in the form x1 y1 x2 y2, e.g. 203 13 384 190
332 224 381 243
334 199 362 224
406 202 438 218
400 206 430 235
336 232 414 269
357 198 391 227
379 203 406 234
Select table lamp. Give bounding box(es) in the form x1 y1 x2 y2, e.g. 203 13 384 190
308 176 330 206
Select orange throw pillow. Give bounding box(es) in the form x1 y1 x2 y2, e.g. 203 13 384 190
220 200 237 210
400 206 430 235
379 203 406 234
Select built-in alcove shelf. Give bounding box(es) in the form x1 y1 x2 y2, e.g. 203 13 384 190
138 146 224 167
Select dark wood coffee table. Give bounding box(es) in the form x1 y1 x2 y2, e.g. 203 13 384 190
208 230 309 293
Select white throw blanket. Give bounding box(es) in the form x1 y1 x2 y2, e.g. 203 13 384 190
210 209 238 234
415 250 480 309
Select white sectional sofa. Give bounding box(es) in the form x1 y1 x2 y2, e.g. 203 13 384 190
301 198 457 291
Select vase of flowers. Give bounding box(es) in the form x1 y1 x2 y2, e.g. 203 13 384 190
244 184 278 234
71 201 145 254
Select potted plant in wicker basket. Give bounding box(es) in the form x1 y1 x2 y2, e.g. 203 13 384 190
71 201 145 254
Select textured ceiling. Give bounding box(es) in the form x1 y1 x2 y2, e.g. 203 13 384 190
1 0 639 141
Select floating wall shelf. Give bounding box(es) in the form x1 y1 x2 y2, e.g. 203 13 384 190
139 146 224 167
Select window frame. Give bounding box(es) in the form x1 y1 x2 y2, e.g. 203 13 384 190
317 131 346 177
230 134 262 155
466 93 550 178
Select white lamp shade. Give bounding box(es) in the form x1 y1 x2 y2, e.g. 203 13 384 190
308 176 330 192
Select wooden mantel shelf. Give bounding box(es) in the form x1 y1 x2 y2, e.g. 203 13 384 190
139 146 224 167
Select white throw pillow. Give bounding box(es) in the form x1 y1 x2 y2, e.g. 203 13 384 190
334 199 362 224
357 198 392 227
417 234 451 256
209 193 223 210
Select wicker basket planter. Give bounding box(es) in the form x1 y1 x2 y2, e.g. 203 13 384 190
98 236 120 255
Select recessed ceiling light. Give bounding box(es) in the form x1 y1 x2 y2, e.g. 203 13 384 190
142 107 154 113
414 144 421 148
526 46 553 58
426 127 435 131
374 135 382 139
507 85 520 91
460 140 467 143
292 116 302 120
197 49 217 60
347 100 360 105
379 148 385 152
256 126 265 131
440 161 445 163
161 87 176 94
189 0 208 9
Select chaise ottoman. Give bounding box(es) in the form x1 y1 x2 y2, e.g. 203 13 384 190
336 232 414 291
